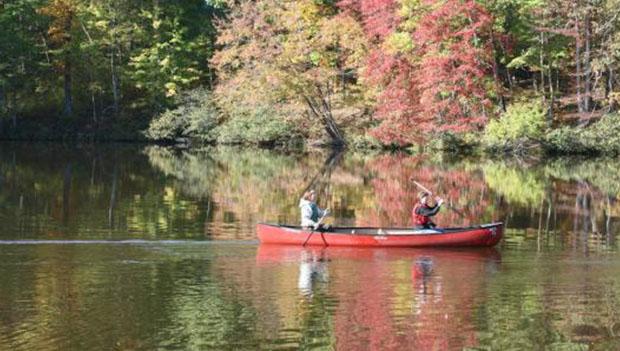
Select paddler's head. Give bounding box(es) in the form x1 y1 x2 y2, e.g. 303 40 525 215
303 189 317 202
418 191 430 205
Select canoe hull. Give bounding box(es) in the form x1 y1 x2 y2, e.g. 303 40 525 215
257 223 503 248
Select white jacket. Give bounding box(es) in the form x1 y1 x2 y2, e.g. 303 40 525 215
299 199 326 227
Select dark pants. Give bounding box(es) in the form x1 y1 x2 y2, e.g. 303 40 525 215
303 224 331 231
415 223 436 230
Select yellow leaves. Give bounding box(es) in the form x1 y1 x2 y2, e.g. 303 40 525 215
159 56 170 68
299 0 321 23
92 21 109 33
397 0 424 32
163 186 176 203
38 0 77 45
152 19 162 30
385 32 414 55
165 82 178 97
319 15 367 66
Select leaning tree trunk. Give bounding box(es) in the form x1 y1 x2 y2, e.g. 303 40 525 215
303 86 346 147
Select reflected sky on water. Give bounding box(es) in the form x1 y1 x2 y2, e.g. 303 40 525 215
1 142 620 350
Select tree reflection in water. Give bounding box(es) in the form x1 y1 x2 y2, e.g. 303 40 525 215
0 143 619 248
2 143 620 349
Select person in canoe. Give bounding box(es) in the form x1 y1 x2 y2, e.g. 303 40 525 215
299 189 331 231
412 191 444 229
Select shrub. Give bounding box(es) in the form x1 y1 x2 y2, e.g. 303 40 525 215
483 101 547 152
145 88 218 142
214 108 302 146
543 126 588 154
427 132 480 153
581 113 620 155
543 113 620 155
347 134 382 151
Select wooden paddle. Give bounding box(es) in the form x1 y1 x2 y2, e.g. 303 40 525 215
411 180 467 218
302 210 329 247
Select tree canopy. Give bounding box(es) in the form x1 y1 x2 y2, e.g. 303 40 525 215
1 0 620 150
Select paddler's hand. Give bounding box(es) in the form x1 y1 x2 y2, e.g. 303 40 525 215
324 208 331 216
436 197 444 206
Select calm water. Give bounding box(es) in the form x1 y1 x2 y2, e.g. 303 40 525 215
1 142 620 350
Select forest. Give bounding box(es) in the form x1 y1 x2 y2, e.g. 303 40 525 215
1 0 620 154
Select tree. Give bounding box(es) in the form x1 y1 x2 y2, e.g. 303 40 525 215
342 0 496 145
213 0 369 146
0 0 47 127
414 0 495 132
127 2 217 109
38 0 79 117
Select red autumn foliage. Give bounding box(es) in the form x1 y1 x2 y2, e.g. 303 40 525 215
338 0 399 40
414 0 494 133
340 0 496 144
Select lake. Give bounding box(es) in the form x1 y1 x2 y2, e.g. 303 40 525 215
1 142 619 350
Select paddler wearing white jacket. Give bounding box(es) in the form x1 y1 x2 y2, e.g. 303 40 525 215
299 189 331 230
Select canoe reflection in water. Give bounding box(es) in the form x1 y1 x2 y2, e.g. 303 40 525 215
256 245 501 350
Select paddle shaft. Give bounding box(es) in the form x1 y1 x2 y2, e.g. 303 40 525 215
412 181 433 195
302 211 329 246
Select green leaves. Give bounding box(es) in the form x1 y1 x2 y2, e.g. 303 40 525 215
483 101 547 151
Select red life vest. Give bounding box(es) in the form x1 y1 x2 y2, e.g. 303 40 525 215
412 203 433 227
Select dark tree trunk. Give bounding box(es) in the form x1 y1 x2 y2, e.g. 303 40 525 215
63 57 73 117
540 32 546 103
490 28 506 112
505 68 514 92
8 91 17 129
495 60 506 112
112 59 120 115
0 85 4 116
0 85 4 132
548 68 555 126
111 20 120 116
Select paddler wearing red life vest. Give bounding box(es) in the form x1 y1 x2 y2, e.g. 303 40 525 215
412 191 444 229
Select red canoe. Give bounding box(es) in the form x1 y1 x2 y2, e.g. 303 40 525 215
257 222 503 248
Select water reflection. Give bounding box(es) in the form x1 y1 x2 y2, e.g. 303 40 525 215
256 245 502 350
298 249 329 297
4 144 619 251
2 143 620 349
0 241 619 349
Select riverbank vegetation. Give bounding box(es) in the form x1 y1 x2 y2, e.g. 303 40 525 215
2 0 620 154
